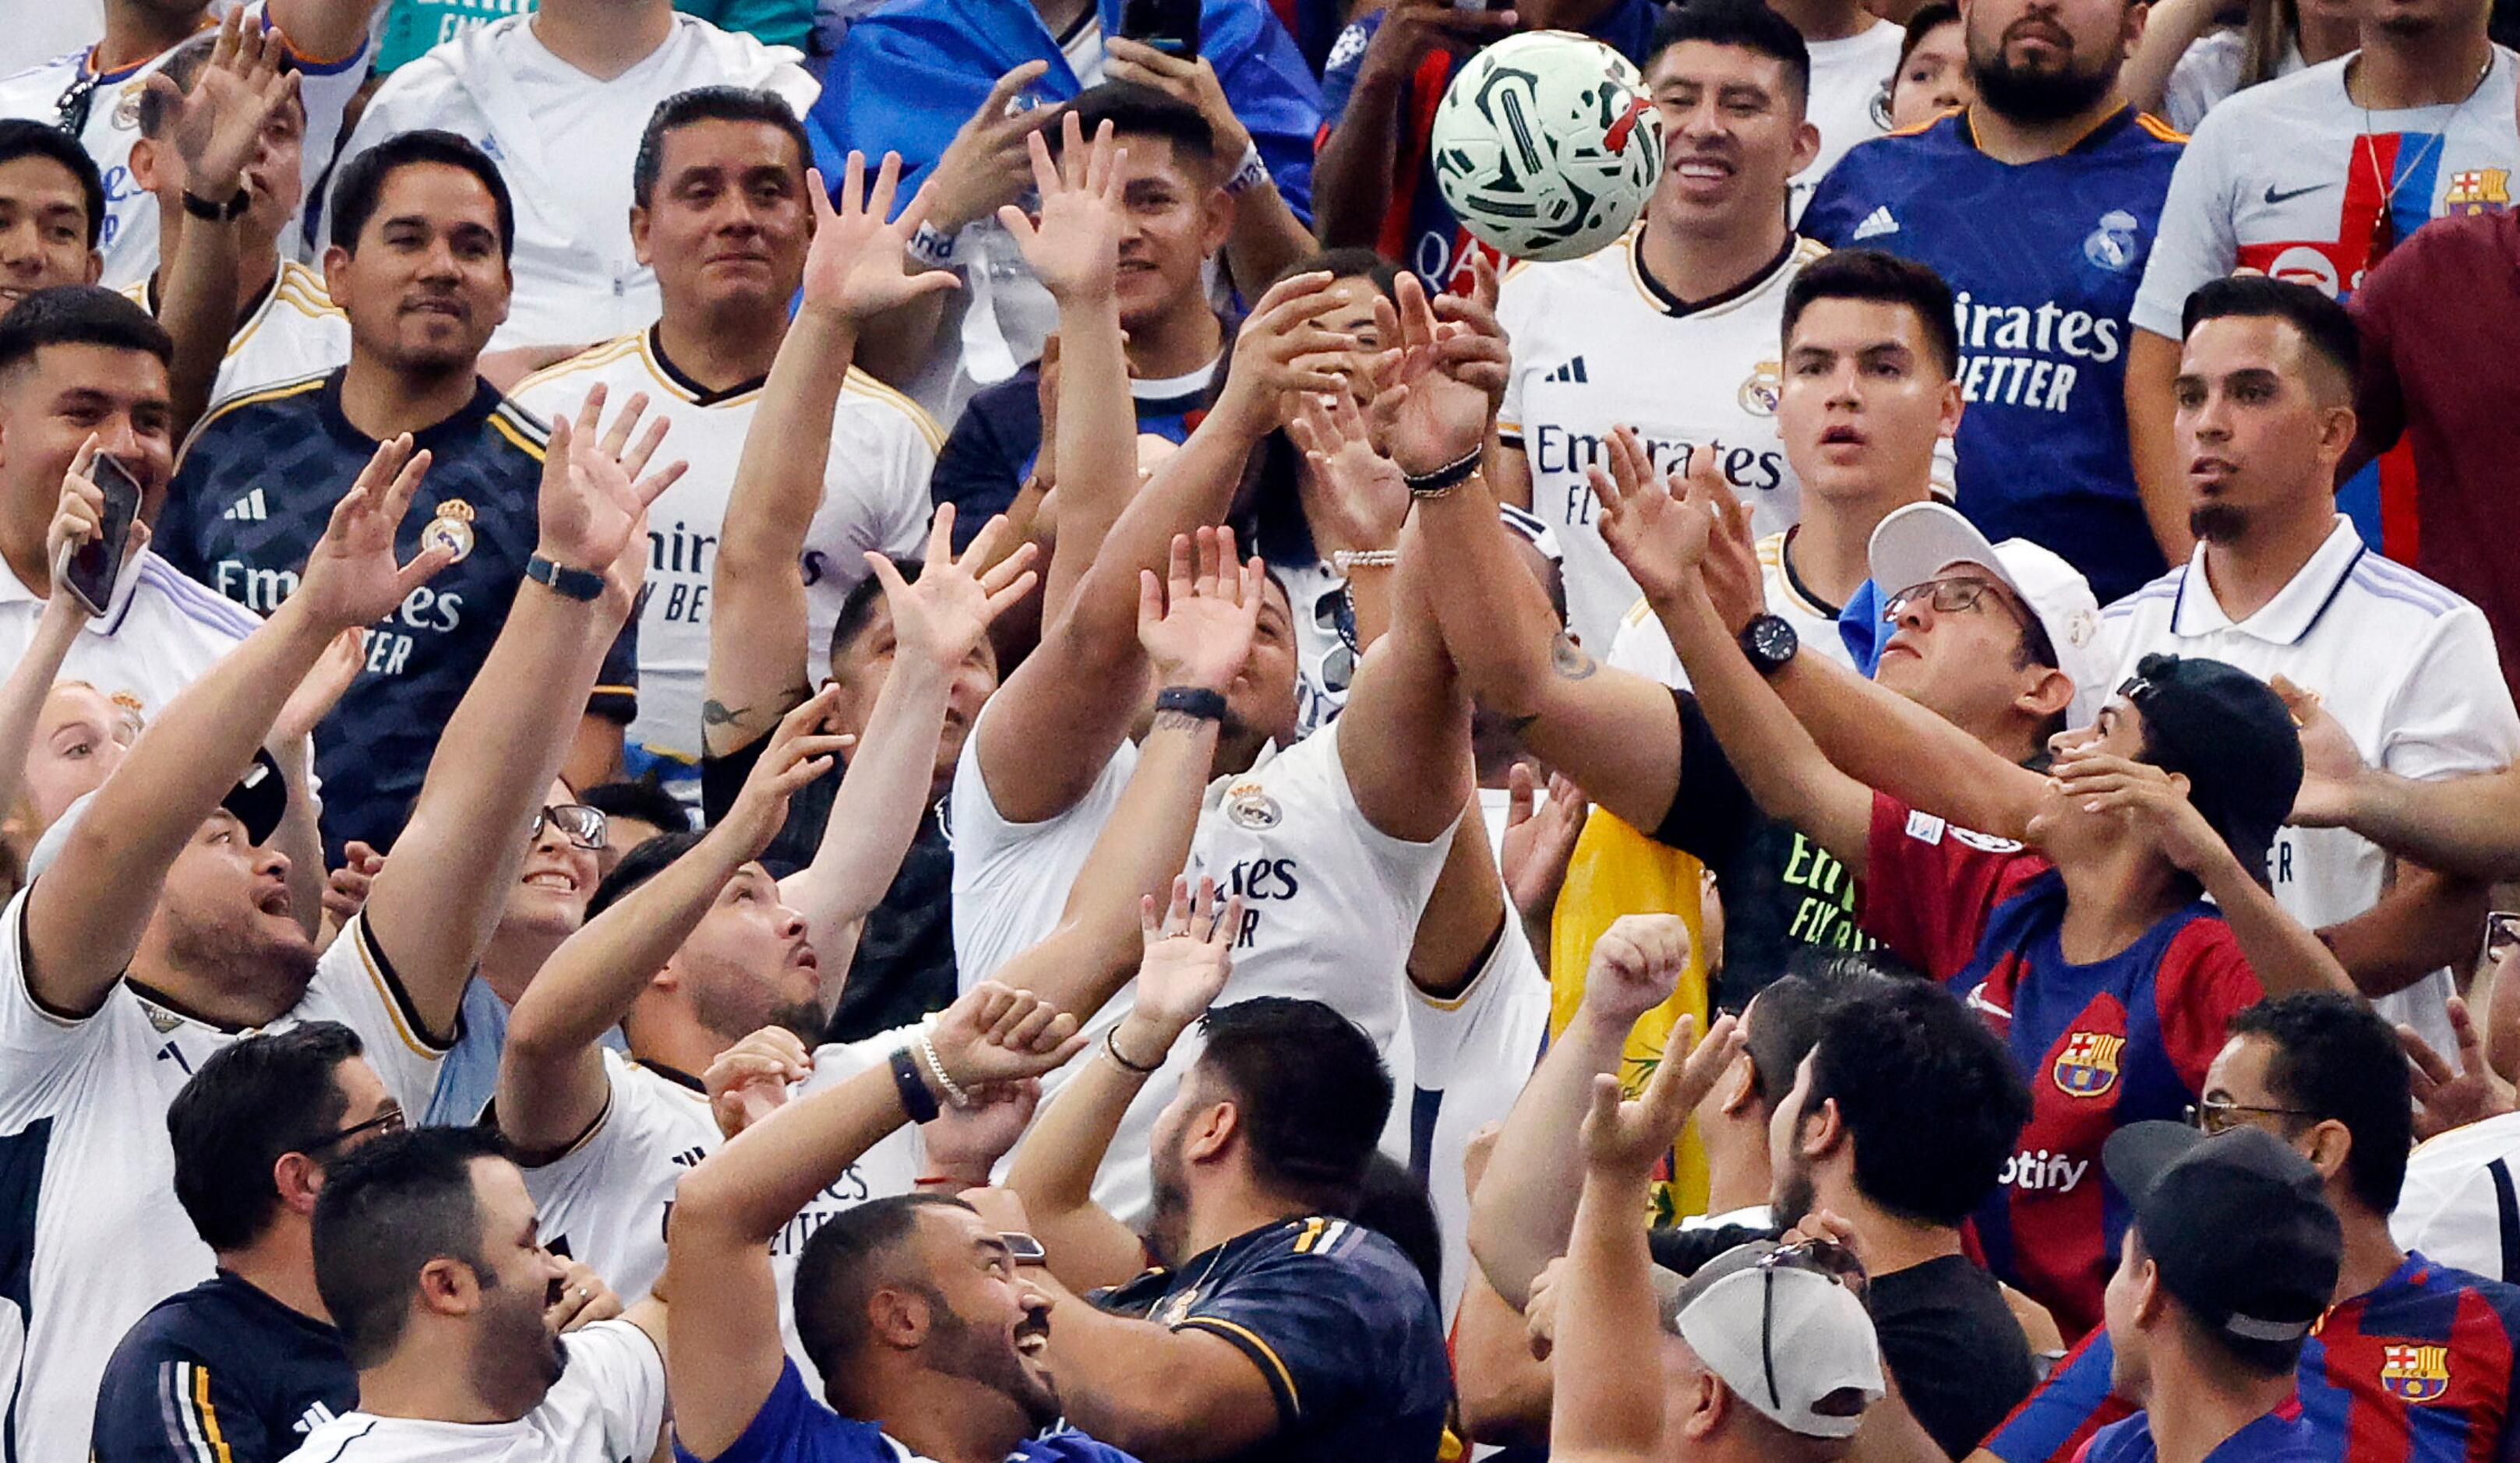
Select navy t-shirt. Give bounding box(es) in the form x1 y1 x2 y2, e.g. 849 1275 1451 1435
159 371 638 855
928 363 1211 555
92 1270 355 1463
1092 1216 1452 1463
674 1358 1138 1463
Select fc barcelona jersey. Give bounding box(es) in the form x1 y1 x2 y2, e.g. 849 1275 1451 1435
1858 794 2264 1339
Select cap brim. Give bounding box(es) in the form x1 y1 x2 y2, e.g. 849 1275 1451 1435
2102 1119 2204 1207
1868 502 2019 605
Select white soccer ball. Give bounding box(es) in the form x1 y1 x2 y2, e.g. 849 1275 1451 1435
1431 30 1664 264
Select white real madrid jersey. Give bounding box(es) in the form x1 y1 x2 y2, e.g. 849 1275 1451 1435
1795 20 1902 224
1604 531 1858 688
128 259 351 408
511 330 941 796
2100 516 2520 1059
0 546 252 726
1497 228 1820 652
521 1037 919 1389
0 900 446 1463
0 9 369 289
277 1319 665 1463
948 714 1453 1221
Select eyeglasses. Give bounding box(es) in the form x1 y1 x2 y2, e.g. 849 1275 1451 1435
1883 577 2057 667
531 803 609 851
54 71 99 137
1758 1239 1867 1412
2185 1096 2318 1135
306 1105 405 1154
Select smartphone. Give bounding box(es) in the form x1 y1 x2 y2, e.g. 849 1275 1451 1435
2486 910 2520 963
1120 0 1200 58
58 453 141 616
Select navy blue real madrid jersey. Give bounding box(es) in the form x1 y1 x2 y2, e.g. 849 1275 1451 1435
90 1270 356 1463
1802 106 2185 605
157 371 637 854
1092 1216 1451 1463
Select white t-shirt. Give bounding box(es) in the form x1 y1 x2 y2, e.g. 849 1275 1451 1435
510 330 942 799
329 13 820 350
1795 20 1903 222
0 546 253 725
0 7 368 288
2098 516 2520 1056
0 900 448 1463
1497 228 1820 652
277 1318 666 1463
128 259 352 410
1604 530 1858 688
2162 31 2306 134
948 714 1454 1220
2132 46 2520 336
2392 1111 2520 1284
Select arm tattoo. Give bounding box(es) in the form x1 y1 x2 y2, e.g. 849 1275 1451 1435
1550 632 1597 682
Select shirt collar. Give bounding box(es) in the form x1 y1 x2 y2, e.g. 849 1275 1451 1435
2169 515 2364 645
0 542 161 625
1202 740 1280 804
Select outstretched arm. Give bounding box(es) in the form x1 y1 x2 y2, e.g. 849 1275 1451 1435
500 696 850 1159
361 387 684 1042
665 984 1085 1459
2285 678 2520 879
705 153 958 762
26 439 450 1017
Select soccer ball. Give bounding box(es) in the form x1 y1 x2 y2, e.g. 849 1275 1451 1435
1431 30 1664 264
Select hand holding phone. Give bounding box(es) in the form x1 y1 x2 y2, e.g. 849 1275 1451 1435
1119 0 1201 58
51 446 143 619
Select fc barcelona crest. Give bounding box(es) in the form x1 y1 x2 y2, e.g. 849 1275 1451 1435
2382 1343 2450 1402
2051 1031 2124 1098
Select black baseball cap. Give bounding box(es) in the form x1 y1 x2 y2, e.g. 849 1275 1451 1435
2114 653 2303 884
24 747 290 881
2102 1122 2341 1345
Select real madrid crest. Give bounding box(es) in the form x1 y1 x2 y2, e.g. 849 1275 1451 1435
111 86 144 132
1738 360 1782 416
1224 781 1281 831
2082 210 2141 273
421 499 477 564
1153 1288 1202 1327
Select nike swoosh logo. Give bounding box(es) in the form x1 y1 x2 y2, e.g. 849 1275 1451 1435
2263 182 2334 206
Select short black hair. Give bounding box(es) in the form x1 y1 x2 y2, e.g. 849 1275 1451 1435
168 1022 365 1252
0 285 173 377
2179 274 2359 386
1271 246 1401 298
312 1126 511 1369
2227 992 2411 1216
328 129 516 260
1054 81 1215 166
1805 979 2029 1227
1738 974 1836 1109
0 119 105 249
585 827 707 921
1897 0 1963 69
581 777 694 840
1194 997 1391 1214
1782 248 1960 379
138 33 301 140
633 86 810 210
1645 0 1813 112
830 559 916 668
1354 1152 1443 1303
790 1193 972 1383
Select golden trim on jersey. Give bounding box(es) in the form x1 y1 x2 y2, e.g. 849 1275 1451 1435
513 332 947 453
348 915 451 1061
1622 227 1826 318
1622 530 1830 630
1177 1317 1306 1416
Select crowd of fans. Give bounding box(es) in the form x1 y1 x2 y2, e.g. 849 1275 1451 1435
2 0 2520 1455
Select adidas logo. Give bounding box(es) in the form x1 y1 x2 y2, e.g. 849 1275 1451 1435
1543 356 1590 384
294 1401 340 1435
671 1144 708 1169
221 488 268 522
1852 206 1900 241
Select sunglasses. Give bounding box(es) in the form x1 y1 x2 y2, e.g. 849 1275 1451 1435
1757 1239 1867 1412
532 803 609 851
306 1105 405 1154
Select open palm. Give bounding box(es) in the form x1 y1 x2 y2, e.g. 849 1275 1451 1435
870 502 1039 668
537 385 686 606
1590 425 1707 603
802 151 959 325
296 435 450 630
998 111 1124 303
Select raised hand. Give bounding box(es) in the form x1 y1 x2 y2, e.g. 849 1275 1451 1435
715 687 854 862
1590 425 1708 605
997 110 1125 305
536 384 686 612
1501 763 1586 930
926 982 1089 1099
921 1080 1042 1185
925 62 1057 235
1372 271 1503 474
2271 675 2364 829
1685 450 1767 633
323 841 385 928
866 502 1039 671
704 1025 815 1139
1216 273 1357 432
1103 40 1256 163
147 7 298 200
1579 1011 1745 1179
294 434 453 632
1131 876 1244 1037
800 151 961 325
1138 525 1267 693
45 435 145 615
1580 913 1692 1027
2402 994 2516 1140
1287 389 1406 550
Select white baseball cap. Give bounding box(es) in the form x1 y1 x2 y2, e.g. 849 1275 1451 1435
1657 1243 1886 1440
1867 502 2114 729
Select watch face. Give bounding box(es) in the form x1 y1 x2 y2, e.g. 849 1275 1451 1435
1751 615 1798 665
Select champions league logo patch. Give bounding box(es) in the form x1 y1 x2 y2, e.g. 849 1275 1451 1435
2381 1343 2451 1402
1738 361 1781 416
2082 210 2141 273
2051 1031 2124 1098
1223 782 1281 831
421 500 478 564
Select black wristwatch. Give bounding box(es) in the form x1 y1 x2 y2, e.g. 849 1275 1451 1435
181 187 250 222
1738 613 1799 677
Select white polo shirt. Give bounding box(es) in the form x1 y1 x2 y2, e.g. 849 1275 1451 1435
277 1318 665 1463
330 13 819 350
0 546 254 724
2099 516 2520 1054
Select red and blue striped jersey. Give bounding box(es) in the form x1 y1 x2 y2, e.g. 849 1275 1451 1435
2076 1400 2325 1462
1988 1253 2520 1463
1858 794 2264 1339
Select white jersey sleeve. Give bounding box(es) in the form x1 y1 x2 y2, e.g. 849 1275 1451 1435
2131 107 2241 339
521 1052 719 1304
945 707 1138 986
1406 921 1551 1324
546 1319 670 1457
1495 263 1537 442
2377 604 2520 782
291 913 452 1119
0 888 108 1123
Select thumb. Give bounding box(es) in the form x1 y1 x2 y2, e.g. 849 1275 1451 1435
1505 761 1535 827
396 543 457 598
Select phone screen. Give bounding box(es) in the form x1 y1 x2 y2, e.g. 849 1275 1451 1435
1121 0 1199 57
62 455 141 616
